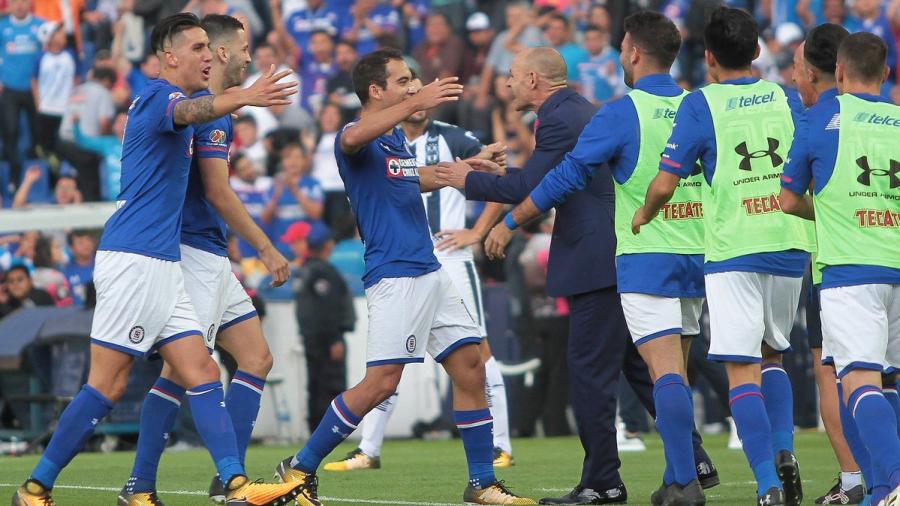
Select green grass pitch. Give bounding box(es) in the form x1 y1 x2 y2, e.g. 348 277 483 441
0 432 841 505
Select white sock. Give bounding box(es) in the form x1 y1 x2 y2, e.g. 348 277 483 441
840 471 862 491
358 392 397 458
484 356 512 454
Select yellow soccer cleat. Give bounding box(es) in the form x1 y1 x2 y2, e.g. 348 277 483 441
12 480 56 506
116 486 165 506
274 457 322 506
493 447 515 468
223 474 303 506
464 481 537 505
323 448 380 471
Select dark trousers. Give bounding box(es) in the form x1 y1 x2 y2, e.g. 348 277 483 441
0 88 37 182
303 334 347 432
56 139 101 202
568 287 708 490
34 113 62 158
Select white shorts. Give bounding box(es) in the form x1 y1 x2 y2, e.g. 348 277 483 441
440 258 487 337
90 251 202 357
180 244 257 348
706 271 801 362
620 293 704 345
821 284 900 377
365 268 482 367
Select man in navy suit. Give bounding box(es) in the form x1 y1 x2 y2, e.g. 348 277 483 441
436 47 717 505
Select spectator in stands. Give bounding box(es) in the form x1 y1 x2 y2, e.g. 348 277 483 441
491 76 533 164
340 0 400 56
476 1 542 109
847 0 898 81
575 24 626 104
230 152 274 259
412 13 464 83
262 142 324 258
824 0 848 25
30 235 71 306
72 111 126 201
0 265 54 318
542 12 588 83
62 230 96 307
242 42 301 107
59 66 116 142
32 0 84 51
396 0 428 49
125 53 160 100
0 0 43 184
109 0 145 64
0 231 36 271
289 221 354 432
183 0 262 40
311 103 348 226
32 21 75 159
300 30 338 115
456 12 495 140
282 0 344 61
328 212 365 296
326 39 361 124
10 164 80 207
234 114 267 171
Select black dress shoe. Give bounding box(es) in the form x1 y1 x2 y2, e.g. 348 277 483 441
539 484 627 505
696 459 719 489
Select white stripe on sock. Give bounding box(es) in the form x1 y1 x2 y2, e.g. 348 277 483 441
852 390 883 418
331 399 359 429
149 388 181 406
232 378 263 395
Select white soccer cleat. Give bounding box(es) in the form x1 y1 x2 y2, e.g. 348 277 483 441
727 417 743 450
615 423 646 452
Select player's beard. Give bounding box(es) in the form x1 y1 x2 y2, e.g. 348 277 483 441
223 60 245 90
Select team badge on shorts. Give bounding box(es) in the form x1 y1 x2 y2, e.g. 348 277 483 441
406 334 417 353
207 324 216 344
129 326 145 344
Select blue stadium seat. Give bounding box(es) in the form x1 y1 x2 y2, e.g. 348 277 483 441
18 159 53 204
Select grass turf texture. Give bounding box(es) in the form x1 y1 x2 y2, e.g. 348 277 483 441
0 432 839 505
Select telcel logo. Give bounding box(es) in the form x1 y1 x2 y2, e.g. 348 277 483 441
726 91 776 111
852 112 900 127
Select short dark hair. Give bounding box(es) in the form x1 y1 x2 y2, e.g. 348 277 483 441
704 6 759 70
336 39 357 51
151 13 203 54
309 29 335 42
92 66 117 84
624 10 681 69
838 32 887 82
6 265 30 280
201 14 244 45
584 24 604 36
545 12 569 29
804 23 849 75
352 48 406 104
235 114 256 127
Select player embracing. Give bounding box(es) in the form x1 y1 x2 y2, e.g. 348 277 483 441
116 14 292 506
272 48 535 505
633 7 815 506
12 13 301 506
780 32 900 506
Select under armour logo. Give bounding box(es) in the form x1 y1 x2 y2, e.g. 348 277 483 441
734 138 783 171
91 418 99 426
332 425 348 438
856 156 900 188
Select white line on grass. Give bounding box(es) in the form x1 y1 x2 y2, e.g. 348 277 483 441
0 483 461 506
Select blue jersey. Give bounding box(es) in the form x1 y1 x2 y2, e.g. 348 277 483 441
780 90 900 289
660 77 809 277
231 176 273 258
341 5 399 56
530 74 704 298
99 79 193 261
269 175 324 258
63 260 94 307
181 90 231 257
0 15 44 91
285 2 345 60
336 124 440 288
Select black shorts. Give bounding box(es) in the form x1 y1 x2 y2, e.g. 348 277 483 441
806 282 823 350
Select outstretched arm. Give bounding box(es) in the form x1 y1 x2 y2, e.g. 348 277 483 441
173 66 297 126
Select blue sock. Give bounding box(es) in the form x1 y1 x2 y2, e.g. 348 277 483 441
291 393 360 473
838 381 874 490
227 371 265 464
883 384 900 439
654 374 696 486
729 383 781 495
850 386 900 491
761 364 794 453
186 381 244 484
31 385 113 488
454 408 496 489
127 378 185 493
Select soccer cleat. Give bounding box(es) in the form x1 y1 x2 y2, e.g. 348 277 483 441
696 459 720 490
776 450 803 506
661 480 706 506
11 480 56 506
615 424 646 452
815 476 865 504
539 484 627 505
274 456 322 506
223 474 302 506
759 487 786 506
494 447 515 468
117 486 165 506
464 481 537 505
651 483 669 506
322 447 380 471
208 475 226 504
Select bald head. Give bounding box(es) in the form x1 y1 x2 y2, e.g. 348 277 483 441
516 47 568 86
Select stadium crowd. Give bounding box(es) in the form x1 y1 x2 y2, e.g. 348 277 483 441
0 1 898 503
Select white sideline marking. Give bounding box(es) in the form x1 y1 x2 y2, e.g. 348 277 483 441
0 483 460 506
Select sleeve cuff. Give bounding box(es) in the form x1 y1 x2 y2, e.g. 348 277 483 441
503 213 518 231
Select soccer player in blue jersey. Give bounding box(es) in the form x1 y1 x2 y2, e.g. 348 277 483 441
12 13 302 506
485 12 706 506
272 48 534 506
115 14 293 506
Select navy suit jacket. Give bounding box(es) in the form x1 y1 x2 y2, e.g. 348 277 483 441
465 88 617 298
